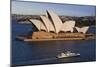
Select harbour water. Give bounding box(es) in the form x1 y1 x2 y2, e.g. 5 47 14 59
11 20 96 66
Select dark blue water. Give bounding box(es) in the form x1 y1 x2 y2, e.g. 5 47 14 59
11 20 96 66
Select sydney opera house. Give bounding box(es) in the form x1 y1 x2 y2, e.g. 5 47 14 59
17 10 94 41
29 10 89 34
23 10 90 40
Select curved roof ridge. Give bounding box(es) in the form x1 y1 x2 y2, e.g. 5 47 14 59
60 20 76 32
29 19 47 31
40 16 55 32
75 26 89 33
46 10 63 33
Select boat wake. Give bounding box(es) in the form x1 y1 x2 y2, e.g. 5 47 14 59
15 57 57 65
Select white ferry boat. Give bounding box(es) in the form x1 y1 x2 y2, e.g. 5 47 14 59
57 51 80 59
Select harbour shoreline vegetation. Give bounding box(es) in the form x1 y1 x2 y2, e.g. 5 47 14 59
12 14 96 27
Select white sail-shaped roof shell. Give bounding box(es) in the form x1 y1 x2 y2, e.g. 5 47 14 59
75 26 89 34
47 10 63 33
29 19 47 31
60 21 76 32
40 16 55 32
